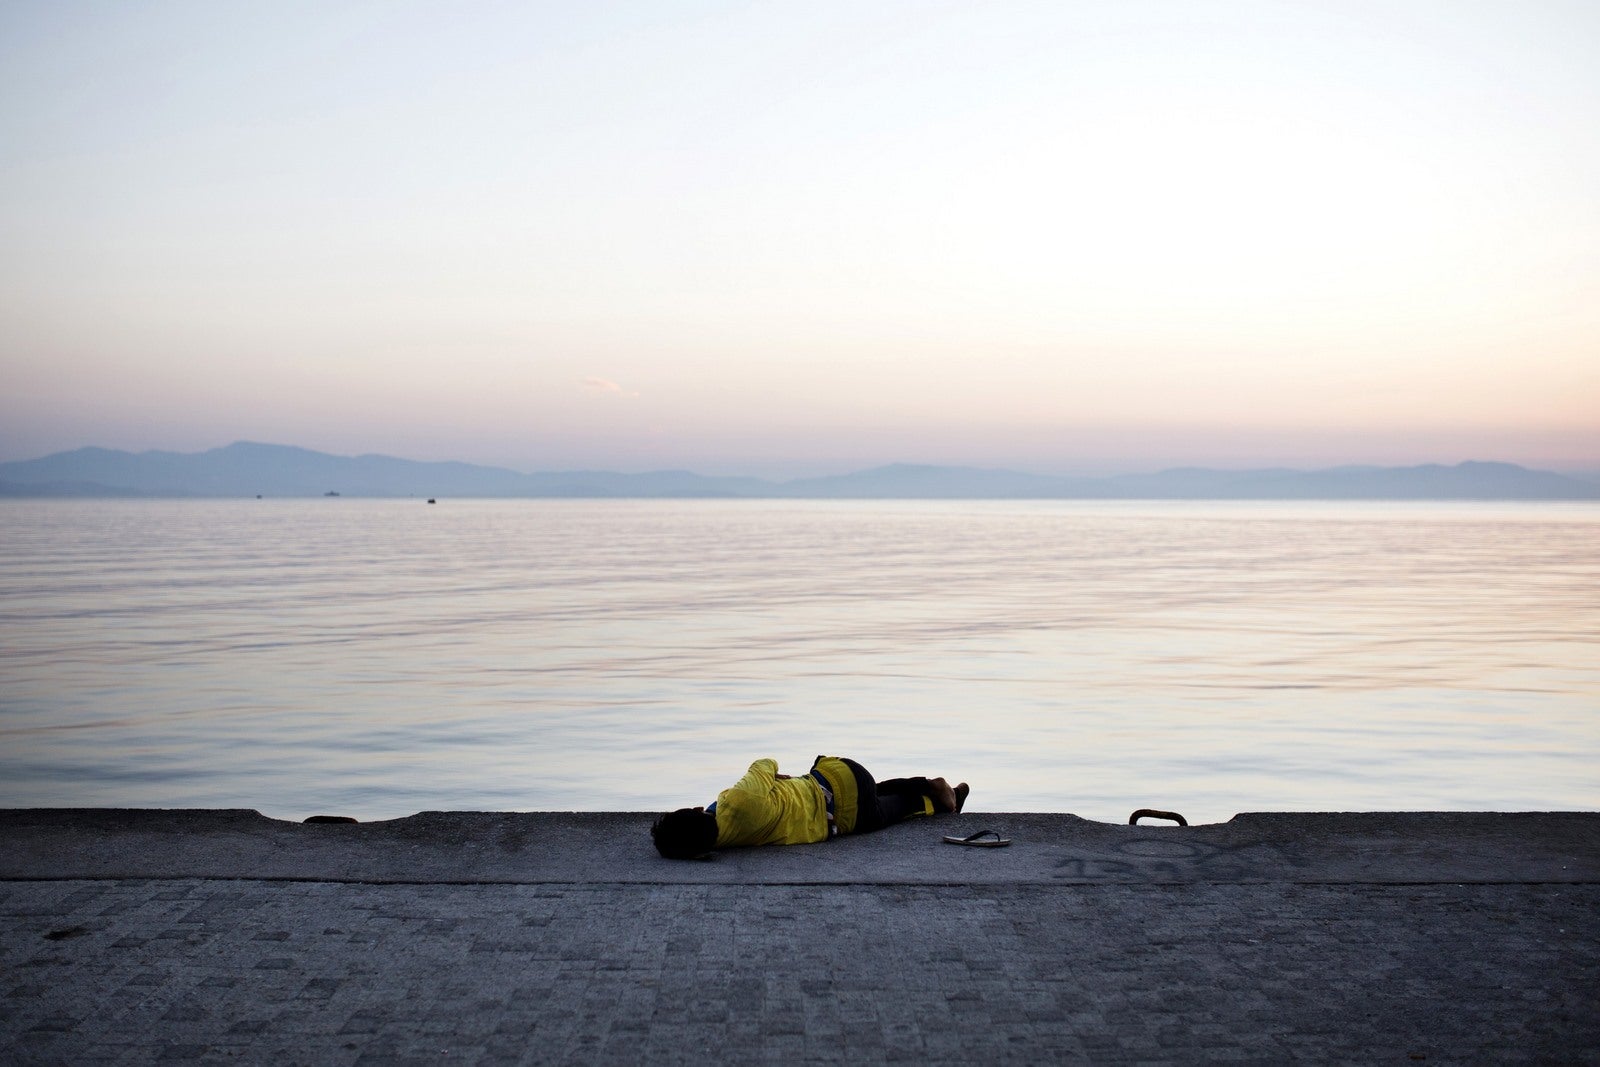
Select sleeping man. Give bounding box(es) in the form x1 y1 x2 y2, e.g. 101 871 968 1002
650 754 968 859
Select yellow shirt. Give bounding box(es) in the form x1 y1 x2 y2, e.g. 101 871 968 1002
713 758 829 847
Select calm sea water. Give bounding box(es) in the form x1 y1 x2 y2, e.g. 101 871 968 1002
1 498 1596 824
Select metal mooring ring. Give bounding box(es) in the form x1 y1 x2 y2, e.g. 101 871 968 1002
1128 809 1188 826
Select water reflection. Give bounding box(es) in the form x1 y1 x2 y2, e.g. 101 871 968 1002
1 498 1596 823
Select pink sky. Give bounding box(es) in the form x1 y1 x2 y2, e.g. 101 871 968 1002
2 2 1596 476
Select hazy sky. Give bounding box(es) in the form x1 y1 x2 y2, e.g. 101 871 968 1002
3 1 1597 476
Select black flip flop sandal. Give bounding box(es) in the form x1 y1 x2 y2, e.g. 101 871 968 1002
942 829 1010 847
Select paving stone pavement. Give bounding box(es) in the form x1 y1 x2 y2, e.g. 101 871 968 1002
4 877 1597 1065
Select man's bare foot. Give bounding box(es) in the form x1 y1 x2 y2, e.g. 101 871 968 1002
954 782 970 813
930 777 959 813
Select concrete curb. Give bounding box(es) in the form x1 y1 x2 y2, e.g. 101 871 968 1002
4 808 1596 885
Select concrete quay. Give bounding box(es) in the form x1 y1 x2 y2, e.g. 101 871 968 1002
2 809 1597 1064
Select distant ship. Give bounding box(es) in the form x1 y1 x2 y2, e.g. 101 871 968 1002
324 491 340 497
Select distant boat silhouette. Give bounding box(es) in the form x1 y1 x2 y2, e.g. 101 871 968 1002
324 491 340 497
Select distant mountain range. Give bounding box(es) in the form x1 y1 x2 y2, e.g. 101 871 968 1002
1 442 1597 500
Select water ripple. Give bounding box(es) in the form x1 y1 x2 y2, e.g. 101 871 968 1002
1 498 1596 822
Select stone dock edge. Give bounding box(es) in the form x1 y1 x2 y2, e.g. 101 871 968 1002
3 808 1597 885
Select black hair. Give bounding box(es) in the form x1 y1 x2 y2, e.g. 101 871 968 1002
651 807 718 860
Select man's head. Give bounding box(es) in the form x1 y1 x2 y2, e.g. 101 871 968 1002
651 807 718 859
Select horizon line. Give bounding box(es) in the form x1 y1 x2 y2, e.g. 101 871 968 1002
9 439 1600 481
